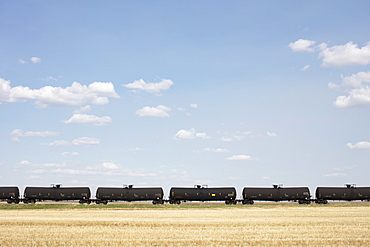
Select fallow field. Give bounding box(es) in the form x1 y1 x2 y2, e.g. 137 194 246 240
0 203 369 246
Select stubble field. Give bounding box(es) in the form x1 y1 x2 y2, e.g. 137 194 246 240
0 203 369 246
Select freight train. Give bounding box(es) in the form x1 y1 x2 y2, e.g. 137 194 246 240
0 186 19 204
23 184 91 204
242 185 311 204
96 185 164 205
1 184 370 205
169 185 236 204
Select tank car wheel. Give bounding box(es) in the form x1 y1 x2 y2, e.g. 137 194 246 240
176 200 181 205
249 200 254 204
103 200 108 205
152 200 157 205
225 200 230 205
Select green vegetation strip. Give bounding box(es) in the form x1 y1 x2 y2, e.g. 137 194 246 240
0 202 369 210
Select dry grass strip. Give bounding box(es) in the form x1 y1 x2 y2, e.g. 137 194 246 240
0 207 369 246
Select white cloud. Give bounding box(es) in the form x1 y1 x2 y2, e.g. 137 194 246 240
19 59 26 64
102 162 119 170
10 129 58 137
201 148 229 153
18 160 31 166
300 65 310 71
319 41 370 67
341 71 370 88
289 39 316 52
123 79 174 94
71 137 100 146
0 79 119 107
347 141 370 149
226 155 258 161
333 71 370 108
61 152 79 157
323 173 346 177
195 132 208 139
266 131 278 137
290 40 370 67
63 113 112 126
190 103 198 108
135 105 171 117
175 128 209 140
31 57 41 63
88 82 120 98
334 86 370 108
42 140 70 146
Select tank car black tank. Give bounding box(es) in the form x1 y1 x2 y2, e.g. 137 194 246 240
242 185 311 204
0 187 20 204
169 185 236 204
316 184 370 204
24 184 91 204
96 185 164 204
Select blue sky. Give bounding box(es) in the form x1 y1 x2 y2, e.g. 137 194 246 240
1 1 370 197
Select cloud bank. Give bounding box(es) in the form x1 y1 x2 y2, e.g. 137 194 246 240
135 105 171 117
334 71 370 108
289 39 316 52
0 79 119 107
289 39 370 67
63 114 112 126
123 79 174 94
319 42 370 67
174 128 209 140
226 155 258 161
347 141 370 149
